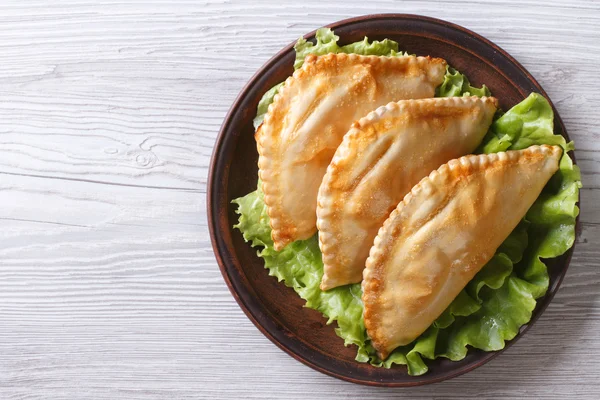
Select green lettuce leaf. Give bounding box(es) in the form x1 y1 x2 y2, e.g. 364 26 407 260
234 31 581 376
436 66 491 98
253 83 283 129
435 66 490 97
233 184 368 350
294 28 401 69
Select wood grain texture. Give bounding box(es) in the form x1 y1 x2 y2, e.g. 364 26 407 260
0 0 598 398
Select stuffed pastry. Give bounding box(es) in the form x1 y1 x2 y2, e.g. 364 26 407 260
257 53 447 250
318 96 498 290
362 145 562 359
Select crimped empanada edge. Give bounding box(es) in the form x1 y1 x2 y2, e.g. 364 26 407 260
361 144 563 359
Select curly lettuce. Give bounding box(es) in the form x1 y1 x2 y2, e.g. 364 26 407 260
294 28 404 69
234 29 581 376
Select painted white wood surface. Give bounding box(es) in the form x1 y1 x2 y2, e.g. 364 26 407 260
0 1 599 398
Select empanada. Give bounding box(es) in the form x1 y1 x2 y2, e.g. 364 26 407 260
257 53 447 250
362 145 562 359
318 96 498 290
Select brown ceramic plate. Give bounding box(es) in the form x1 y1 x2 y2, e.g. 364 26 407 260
208 14 579 386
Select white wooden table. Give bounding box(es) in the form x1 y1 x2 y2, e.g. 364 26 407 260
1 1 598 398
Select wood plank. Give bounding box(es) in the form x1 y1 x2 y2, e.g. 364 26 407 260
0 0 599 398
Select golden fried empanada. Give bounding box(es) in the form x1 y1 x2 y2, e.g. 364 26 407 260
257 53 447 250
362 145 562 359
317 96 498 290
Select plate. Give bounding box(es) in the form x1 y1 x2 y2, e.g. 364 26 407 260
207 14 579 386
